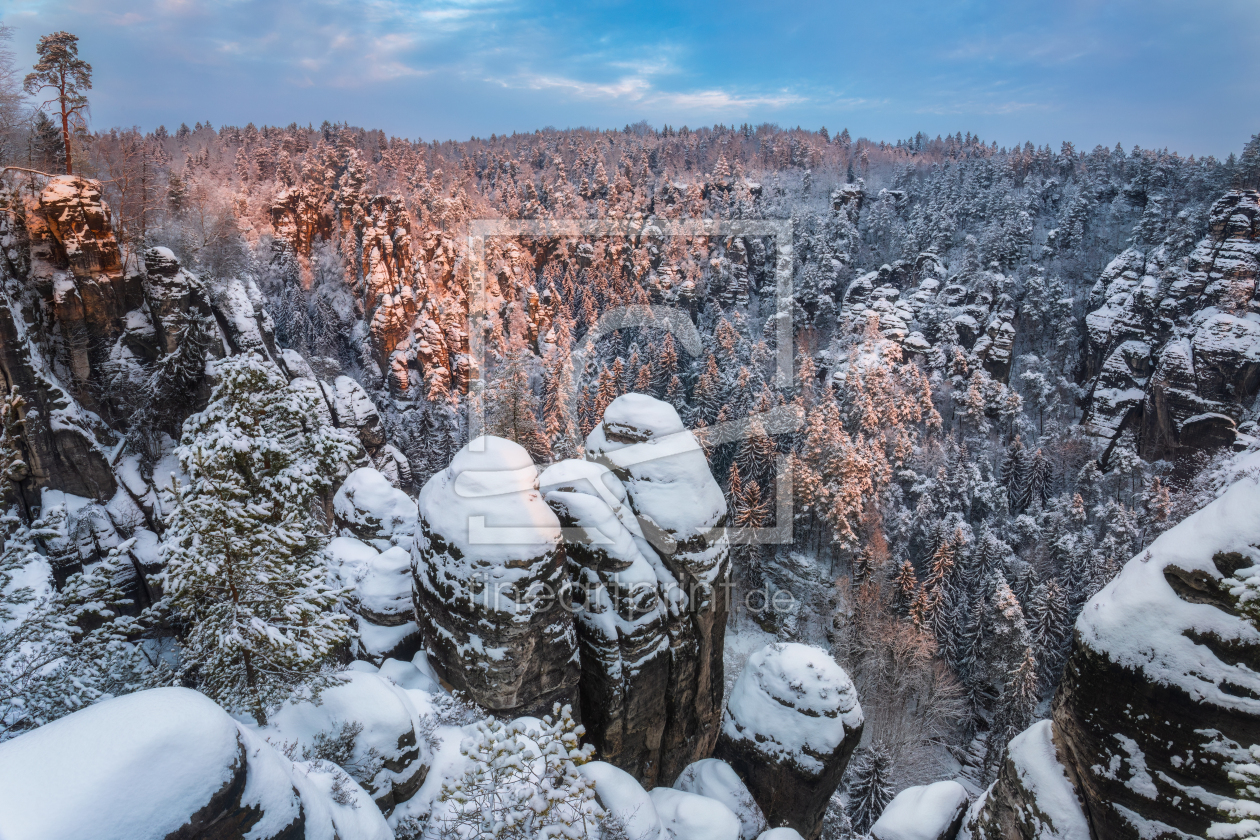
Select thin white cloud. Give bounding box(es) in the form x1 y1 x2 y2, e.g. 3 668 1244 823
501 71 806 115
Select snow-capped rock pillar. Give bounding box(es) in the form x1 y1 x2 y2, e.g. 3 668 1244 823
411 435 579 718
715 643 864 840
585 393 731 784
539 458 671 785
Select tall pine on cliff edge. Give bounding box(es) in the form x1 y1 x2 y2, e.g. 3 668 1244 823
160 354 358 723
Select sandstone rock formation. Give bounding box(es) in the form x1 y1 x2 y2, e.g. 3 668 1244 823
674 758 769 840
840 253 1017 380
650 786 743 840
262 670 431 815
333 466 417 549
960 720 1087 840
968 448 1260 840
329 535 421 662
1083 190 1260 461
538 458 671 784
411 434 579 717
715 642 864 840
585 393 730 783
0 687 392 840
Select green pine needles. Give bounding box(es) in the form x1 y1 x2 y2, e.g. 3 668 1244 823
161 354 359 723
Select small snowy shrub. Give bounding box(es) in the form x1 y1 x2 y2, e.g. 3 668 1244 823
434 703 604 840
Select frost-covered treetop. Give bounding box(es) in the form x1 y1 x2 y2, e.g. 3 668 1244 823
417 434 561 567
1076 448 1260 712
723 643 864 775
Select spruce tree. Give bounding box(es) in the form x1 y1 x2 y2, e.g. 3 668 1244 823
847 741 895 833
161 354 358 723
0 389 29 517
985 646 1039 779
1027 578 1070 691
1001 437 1031 513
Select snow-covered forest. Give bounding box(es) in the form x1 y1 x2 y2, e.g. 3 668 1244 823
3 24 1260 840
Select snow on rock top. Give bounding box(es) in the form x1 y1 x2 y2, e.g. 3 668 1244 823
959 720 1089 840
412 435 578 716
650 786 743 840
0 686 390 840
0 688 243 840
586 394 726 545
870 780 969 840
580 760 664 840
674 758 768 840
334 466 418 545
722 643 863 775
757 831 806 840
1075 448 1260 710
417 434 560 571
260 670 430 813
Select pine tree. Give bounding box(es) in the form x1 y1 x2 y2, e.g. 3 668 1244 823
1027 578 1070 691
2 529 159 740
736 417 778 488
160 354 358 723
847 741 895 833
24 31 92 175
0 389 29 517
1001 436 1032 513
979 573 1030 695
488 348 550 463
985 646 1039 779
1027 448 1052 509
892 559 919 615
435 704 604 840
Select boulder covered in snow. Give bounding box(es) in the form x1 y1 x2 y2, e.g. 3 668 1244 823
715 643 864 840
539 458 671 784
757 831 806 840
261 670 431 815
412 435 579 717
959 720 1088 840
580 760 665 840
1045 448 1260 839
585 393 730 782
871 780 969 840
328 535 421 662
323 374 386 449
0 687 391 840
674 758 768 840
650 786 743 840
334 466 418 549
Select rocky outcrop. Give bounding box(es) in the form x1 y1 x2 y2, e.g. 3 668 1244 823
262 670 431 815
0 687 391 840
839 253 1017 379
959 721 1087 840
333 466 417 548
586 393 730 784
969 449 1260 840
411 435 579 718
539 458 671 784
1083 190 1260 461
675 758 769 840
329 535 422 662
714 643 864 840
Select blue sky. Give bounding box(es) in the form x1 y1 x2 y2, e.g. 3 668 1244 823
6 0 1259 158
